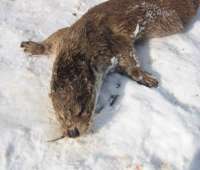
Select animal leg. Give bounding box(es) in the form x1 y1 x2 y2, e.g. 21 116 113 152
117 46 158 88
127 67 158 87
21 27 69 57
21 41 46 55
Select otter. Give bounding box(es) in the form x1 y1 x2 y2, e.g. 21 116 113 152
21 0 200 138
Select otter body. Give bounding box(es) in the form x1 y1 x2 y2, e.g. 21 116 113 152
21 0 200 138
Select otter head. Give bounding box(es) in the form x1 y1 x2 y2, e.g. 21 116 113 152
63 112 92 138
50 49 96 140
50 89 93 139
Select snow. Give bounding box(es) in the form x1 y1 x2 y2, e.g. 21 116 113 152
0 0 200 170
134 24 140 37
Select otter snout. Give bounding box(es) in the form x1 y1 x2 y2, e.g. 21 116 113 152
67 128 80 138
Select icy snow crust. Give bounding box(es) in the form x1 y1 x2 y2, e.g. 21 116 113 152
0 0 200 169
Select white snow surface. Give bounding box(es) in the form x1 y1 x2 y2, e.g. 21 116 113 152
0 0 200 170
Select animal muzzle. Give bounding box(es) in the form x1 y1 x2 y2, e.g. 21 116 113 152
67 128 80 138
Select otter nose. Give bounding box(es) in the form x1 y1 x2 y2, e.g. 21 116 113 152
67 128 80 138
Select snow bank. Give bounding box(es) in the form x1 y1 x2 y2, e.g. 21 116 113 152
0 0 200 170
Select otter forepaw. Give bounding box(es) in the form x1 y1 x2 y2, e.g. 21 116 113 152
138 73 159 88
21 41 45 55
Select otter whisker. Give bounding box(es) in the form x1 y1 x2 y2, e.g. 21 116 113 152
47 135 66 143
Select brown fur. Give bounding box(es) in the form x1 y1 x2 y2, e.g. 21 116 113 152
21 0 199 138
